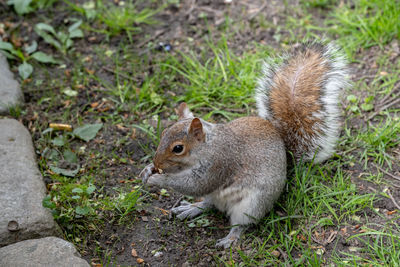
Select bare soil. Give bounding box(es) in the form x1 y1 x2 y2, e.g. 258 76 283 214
1 0 400 266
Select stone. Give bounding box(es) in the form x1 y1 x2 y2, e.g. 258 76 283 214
0 53 24 114
0 237 90 267
0 119 57 247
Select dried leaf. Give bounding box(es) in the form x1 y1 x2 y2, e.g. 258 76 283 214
270 250 280 257
131 248 138 257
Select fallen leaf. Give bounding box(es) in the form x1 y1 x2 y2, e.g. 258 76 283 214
380 71 388 76
270 250 280 257
298 234 306 241
131 248 138 257
387 210 397 215
136 258 144 264
73 123 103 142
141 216 149 222
98 106 110 112
116 124 127 131
341 227 347 235
155 207 169 215
85 68 95 75
63 100 72 108
91 102 99 108
131 128 136 139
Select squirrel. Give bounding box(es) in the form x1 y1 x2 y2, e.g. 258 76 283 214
139 41 349 249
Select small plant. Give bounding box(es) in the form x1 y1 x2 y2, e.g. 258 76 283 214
360 95 375 112
97 1 162 37
42 181 98 222
327 0 400 57
7 0 57 15
34 20 84 55
0 39 58 79
41 123 103 177
111 188 142 223
357 117 400 169
346 94 359 113
64 0 97 20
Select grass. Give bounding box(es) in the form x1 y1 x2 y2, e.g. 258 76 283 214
1 0 400 265
327 0 400 57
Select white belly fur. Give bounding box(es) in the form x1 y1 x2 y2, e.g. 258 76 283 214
210 185 260 225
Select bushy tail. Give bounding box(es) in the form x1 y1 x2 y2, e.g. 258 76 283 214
255 41 349 163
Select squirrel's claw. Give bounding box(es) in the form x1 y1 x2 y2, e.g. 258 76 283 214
139 163 155 184
215 226 244 249
171 200 206 220
215 236 237 249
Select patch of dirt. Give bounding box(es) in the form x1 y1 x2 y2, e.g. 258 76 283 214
2 0 400 265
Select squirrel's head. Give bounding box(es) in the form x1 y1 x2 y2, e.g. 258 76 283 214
153 103 206 173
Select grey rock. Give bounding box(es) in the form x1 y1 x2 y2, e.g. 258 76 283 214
0 53 24 114
0 237 90 267
0 119 57 247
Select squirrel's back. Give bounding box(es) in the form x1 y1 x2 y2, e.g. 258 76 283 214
255 42 348 163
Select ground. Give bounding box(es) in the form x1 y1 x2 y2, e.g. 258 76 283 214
1 0 400 266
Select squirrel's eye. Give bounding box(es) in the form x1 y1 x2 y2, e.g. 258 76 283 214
172 145 184 155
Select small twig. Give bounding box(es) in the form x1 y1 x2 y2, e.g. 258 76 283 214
169 196 183 219
248 1 268 20
377 82 400 108
184 0 196 16
374 164 400 182
136 28 168 48
387 190 400 210
368 83 400 120
102 66 137 82
370 97 400 119
272 240 289 263
198 6 224 15
276 246 289 263
25 87 54 93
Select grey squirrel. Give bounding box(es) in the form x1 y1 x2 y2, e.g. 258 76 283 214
139 41 349 248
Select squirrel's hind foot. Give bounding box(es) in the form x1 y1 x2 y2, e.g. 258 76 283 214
215 226 244 249
171 200 210 220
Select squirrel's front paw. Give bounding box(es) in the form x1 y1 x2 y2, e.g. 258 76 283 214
139 163 156 184
146 173 163 186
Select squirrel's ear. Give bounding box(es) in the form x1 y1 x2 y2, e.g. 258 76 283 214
189 118 205 142
176 102 194 120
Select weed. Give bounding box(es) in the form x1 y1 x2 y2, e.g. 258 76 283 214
327 0 400 57
96 1 163 39
0 39 58 79
34 20 84 55
7 0 57 15
357 116 400 169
